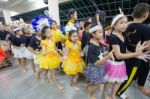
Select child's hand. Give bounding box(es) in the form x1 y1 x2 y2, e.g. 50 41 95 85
57 49 62 54
35 49 39 54
95 59 106 66
94 60 102 66
61 56 67 62
136 51 150 62
135 41 148 56
80 52 84 57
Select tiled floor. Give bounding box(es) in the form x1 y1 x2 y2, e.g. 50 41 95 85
0 60 150 99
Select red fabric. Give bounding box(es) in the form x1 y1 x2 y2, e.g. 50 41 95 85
0 47 6 62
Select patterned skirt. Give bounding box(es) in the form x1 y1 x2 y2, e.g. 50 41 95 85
84 63 105 84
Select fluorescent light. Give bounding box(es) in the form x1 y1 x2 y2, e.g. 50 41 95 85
1 0 9 1
10 11 20 17
28 0 36 2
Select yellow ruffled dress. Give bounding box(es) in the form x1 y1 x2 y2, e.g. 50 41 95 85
51 29 64 43
62 40 85 75
38 40 61 69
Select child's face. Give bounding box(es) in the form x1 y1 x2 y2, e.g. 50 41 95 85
45 28 52 38
72 11 77 20
70 32 78 43
24 28 31 35
51 22 57 29
114 17 128 33
22 27 28 34
142 12 149 22
93 29 103 40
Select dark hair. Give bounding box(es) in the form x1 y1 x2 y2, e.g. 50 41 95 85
84 21 91 29
68 30 76 38
68 8 77 18
14 30 20 35
84 17 91 21
133 3 149 18
41 26 49 40
50 20 57 29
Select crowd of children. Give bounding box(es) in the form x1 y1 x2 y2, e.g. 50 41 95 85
0 3 150 99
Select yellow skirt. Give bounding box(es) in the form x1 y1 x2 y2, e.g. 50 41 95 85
62 56 85 75
38 53 61 70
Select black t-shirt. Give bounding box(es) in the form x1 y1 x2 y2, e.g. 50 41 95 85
0 30 9 40
125 23 150 52
87 43 103 64
109 34 126 62
12 36 24 47
29 36 41 51
81 30 90 50
24 35 33 47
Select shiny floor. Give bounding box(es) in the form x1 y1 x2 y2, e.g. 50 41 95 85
0 60 150 99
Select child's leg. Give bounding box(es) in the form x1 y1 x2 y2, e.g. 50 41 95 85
17 58 21 65
49 70 53 84
103 82 112 99
87 83 100 99
17 58 22 70
71 73 79 90
44 69 49 81
50 69 64 90
112 83 121 99
21 58 27 72
5 51 11 65
31 59 36 74
36 68 45 80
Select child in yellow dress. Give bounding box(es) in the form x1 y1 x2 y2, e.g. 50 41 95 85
62 30 85 90
36 26 63 90
51 20 64 52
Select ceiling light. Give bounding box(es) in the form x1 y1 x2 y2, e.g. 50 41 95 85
1 0 9 1
28 0 36 2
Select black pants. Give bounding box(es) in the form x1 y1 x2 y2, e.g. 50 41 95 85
117 58 139 96
135 60 150 86
117 59 150 96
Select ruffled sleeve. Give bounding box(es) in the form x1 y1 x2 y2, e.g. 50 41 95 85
41 40 47 47
65 40 72 48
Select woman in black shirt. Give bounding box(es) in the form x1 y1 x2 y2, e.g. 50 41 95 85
22 25 37 74
12 27 27 72
28 30 42 73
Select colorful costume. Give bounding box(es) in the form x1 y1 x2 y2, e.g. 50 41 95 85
52 29 64 43
62 40 85 75
104 34 128 83
0 47 6 62
38 40 61 69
